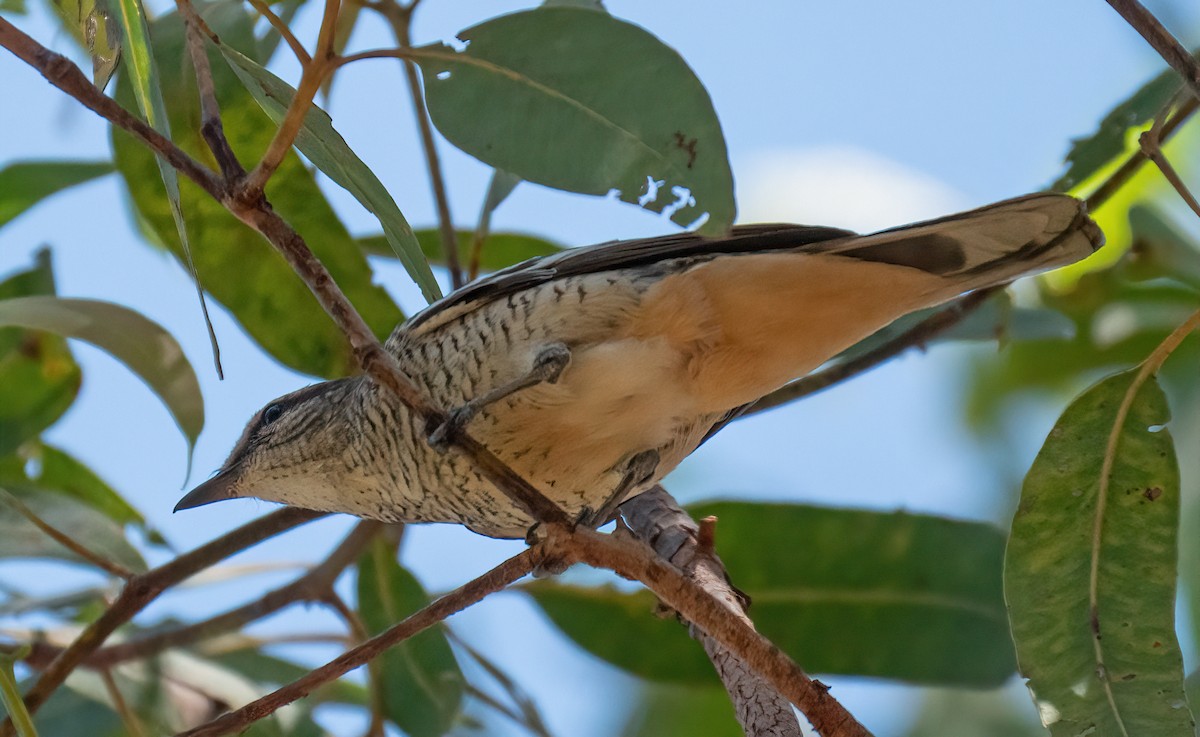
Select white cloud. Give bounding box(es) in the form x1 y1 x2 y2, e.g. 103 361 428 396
736 145 968 233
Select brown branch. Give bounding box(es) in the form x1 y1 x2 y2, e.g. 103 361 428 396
621 488 804 737
378 2 464 289
1105 0 1200 104
247 0 311 65
542 525 872 737
86 520 378 666
1084 96 1198 212
243 0 341 192
1139 126 1200 219
0 489 135 579
101 669 147 737
175 549 537 737
0 17 222 200
739 287 1000 419
0 508 322 736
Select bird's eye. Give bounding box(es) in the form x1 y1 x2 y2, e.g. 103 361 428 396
262 404 284 425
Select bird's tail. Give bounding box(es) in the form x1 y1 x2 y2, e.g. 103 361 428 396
824 192 1105 297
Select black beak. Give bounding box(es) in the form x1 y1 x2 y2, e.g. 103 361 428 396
174 468 239 512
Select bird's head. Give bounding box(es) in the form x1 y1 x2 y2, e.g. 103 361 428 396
175 378 364 514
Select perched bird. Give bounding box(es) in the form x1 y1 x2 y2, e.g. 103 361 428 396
175 193 1102 539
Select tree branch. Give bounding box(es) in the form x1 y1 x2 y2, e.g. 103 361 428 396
541 525 872 737
1105 0 1200 104
0 17 222 201
621 488 805 737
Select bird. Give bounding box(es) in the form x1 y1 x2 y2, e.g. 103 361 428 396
174 193 1103 539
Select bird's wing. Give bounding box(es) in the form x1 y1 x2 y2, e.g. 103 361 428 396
404 193 1098 335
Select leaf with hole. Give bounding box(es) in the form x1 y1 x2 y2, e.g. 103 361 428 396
1006 369 1192 736
416 6 735 234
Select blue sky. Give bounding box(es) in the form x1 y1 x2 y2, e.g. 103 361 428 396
0 1 1193 734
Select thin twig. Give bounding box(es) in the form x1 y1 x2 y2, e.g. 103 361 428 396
176 549 537 737
0 17 222 200
1105 0 1200 104
379 1 464 289
1139 128 1200 219
177 0 244 182
247 0 310 65
0 508 322 736
0 489 135 579
544 526 872 737
100 669 147 737
243 0 341 192
1084 97 1198 212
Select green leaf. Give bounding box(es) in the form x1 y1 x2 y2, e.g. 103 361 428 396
1126 205 1200 288
0 487 146 572
1006 370 1191 736
0 253 81 457
218 44 441 304
357 538 464 737
0 161 114 229
1052 68 1179 192
48 0 121 88
0 296 203 453
0 0 28 14
359 229 564 273
416 6 734 234
111 3 404 378
529 503 1015 686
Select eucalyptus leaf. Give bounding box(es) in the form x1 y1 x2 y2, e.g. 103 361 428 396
1007 370 1191 736
111 2 403 378
0 160 114 229
0 296 203 453
416 6 735 234
0 442 144 528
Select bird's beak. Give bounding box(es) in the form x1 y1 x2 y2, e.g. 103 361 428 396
174 468 240 512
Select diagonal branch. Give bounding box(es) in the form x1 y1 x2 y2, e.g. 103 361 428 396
0 17 222 200
621 488 804 737
1105 0 1200 104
